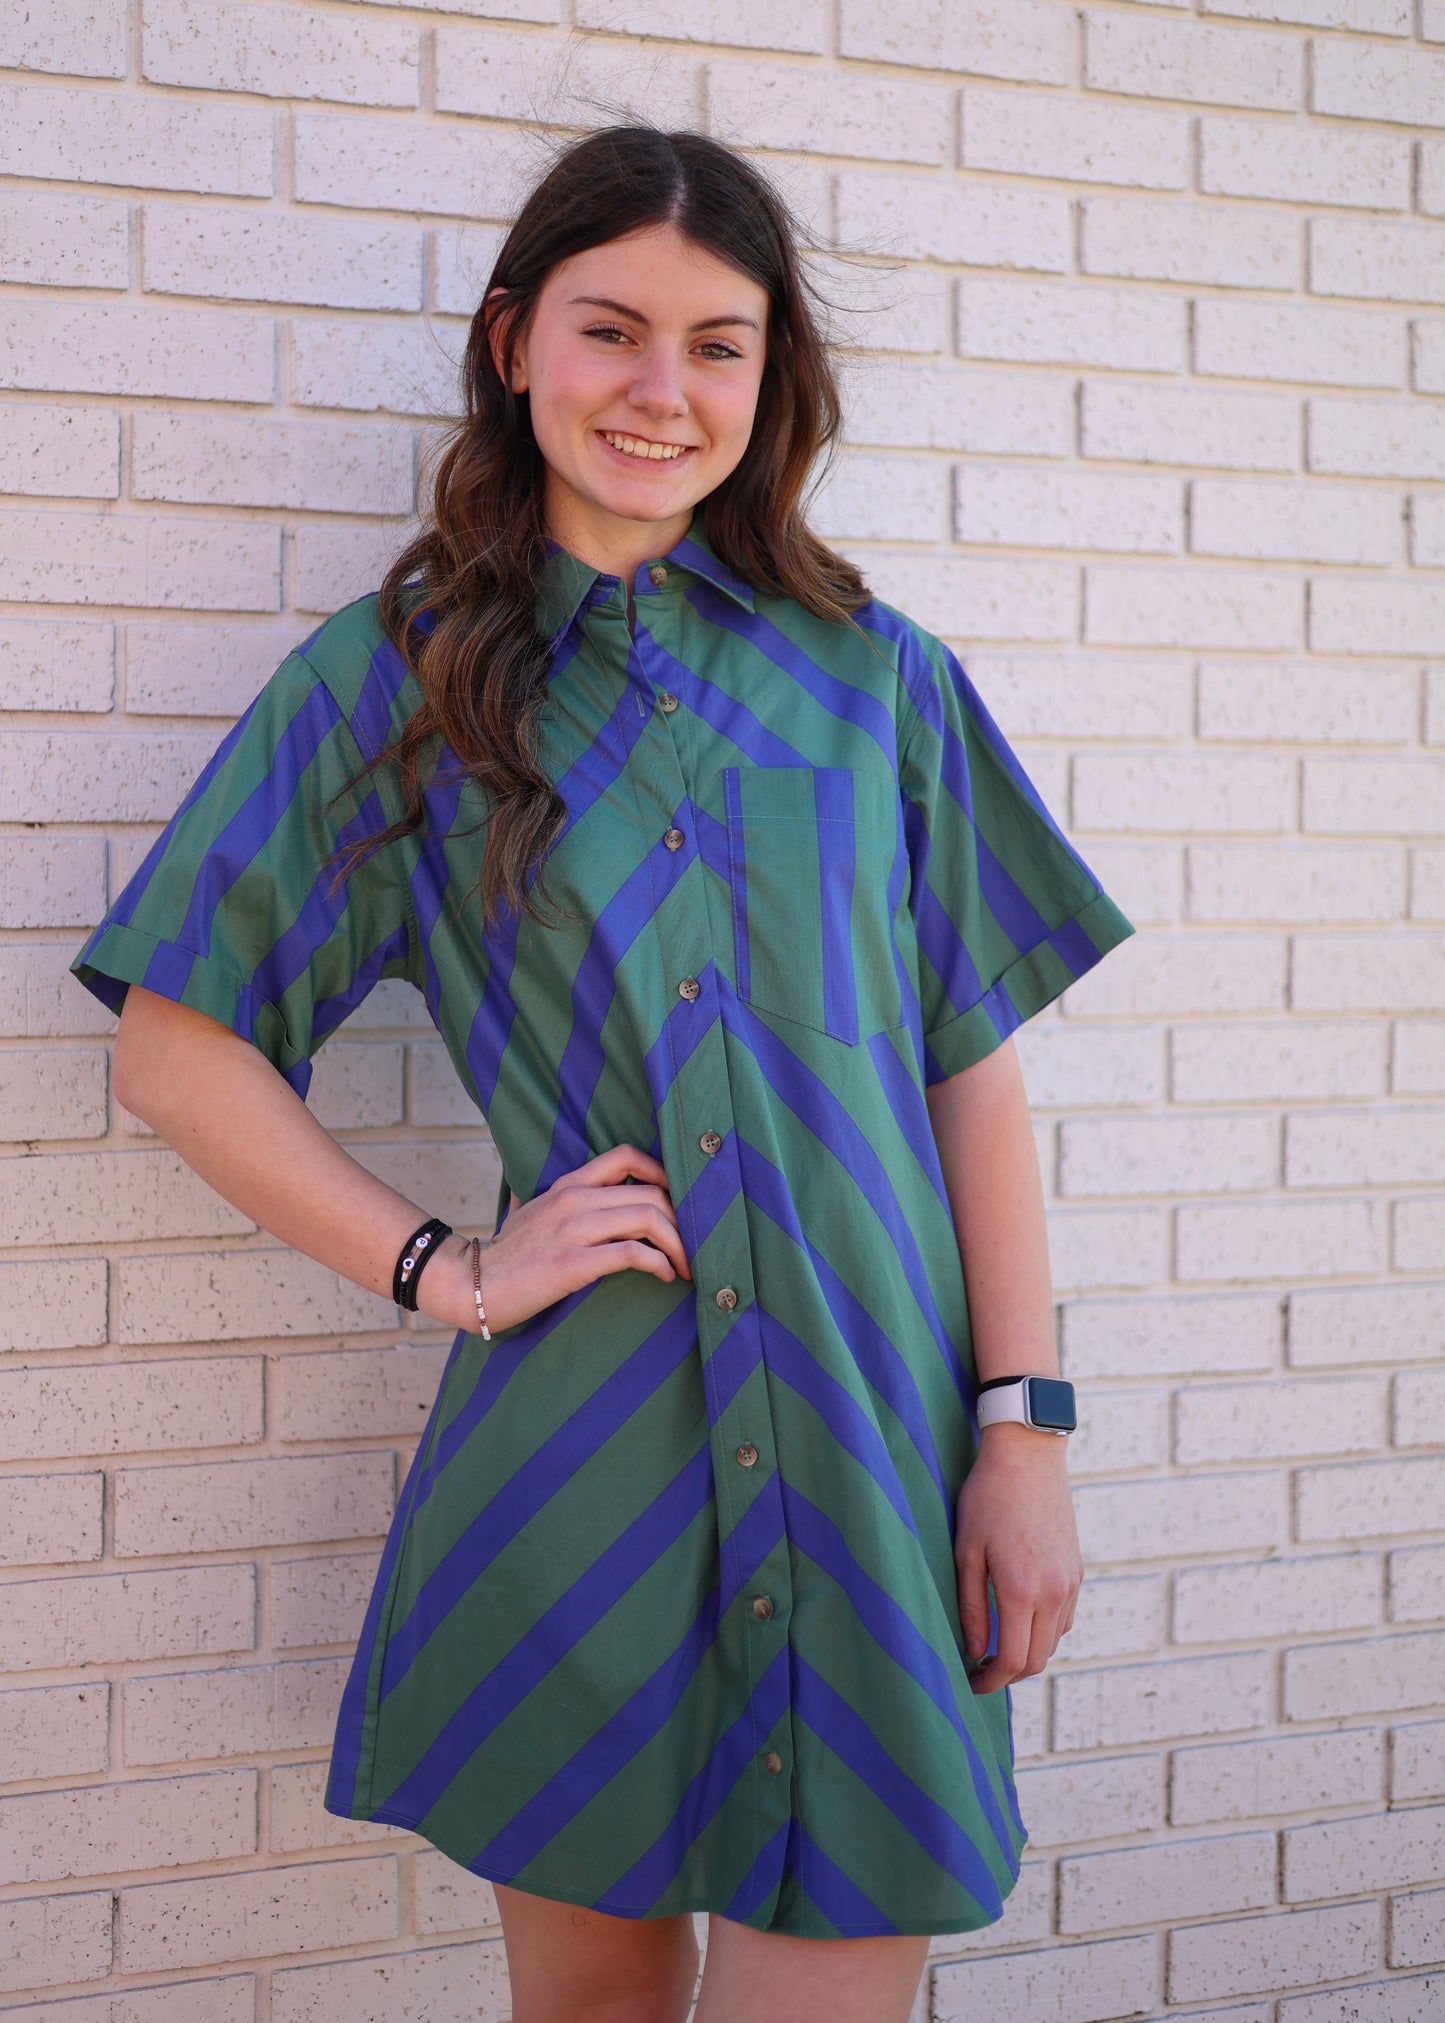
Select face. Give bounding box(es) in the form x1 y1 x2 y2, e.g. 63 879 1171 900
492 221 771 577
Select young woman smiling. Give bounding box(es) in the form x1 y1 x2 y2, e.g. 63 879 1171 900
73 127 1132 2023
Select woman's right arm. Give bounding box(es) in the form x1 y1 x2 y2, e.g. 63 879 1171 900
114 983 691 1333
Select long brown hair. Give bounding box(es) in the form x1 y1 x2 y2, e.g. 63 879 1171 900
328 124 870 930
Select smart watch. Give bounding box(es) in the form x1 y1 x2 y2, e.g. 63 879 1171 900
976 1374 1076 1436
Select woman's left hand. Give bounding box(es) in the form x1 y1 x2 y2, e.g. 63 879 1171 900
954 1424 1083 1695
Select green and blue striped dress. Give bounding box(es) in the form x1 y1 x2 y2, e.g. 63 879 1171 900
72 520 1132 1937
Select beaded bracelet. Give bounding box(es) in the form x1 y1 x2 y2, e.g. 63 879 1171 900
393 1215 453 1311
469 1234 492 1342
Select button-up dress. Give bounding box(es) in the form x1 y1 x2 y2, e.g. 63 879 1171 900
71 521 1133 1938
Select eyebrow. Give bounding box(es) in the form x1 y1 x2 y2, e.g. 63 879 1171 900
568 295 762 334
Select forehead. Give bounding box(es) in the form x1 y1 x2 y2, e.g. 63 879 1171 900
543 224 770 317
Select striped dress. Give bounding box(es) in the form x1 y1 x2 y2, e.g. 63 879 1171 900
71 520 1133 1938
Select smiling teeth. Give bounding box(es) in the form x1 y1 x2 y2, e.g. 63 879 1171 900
602 432 689 461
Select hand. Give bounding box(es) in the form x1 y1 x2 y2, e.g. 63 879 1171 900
954 1423 1082 1695
416 1143 692 1334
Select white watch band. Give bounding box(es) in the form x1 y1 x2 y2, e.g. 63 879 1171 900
976 1376 1070 1435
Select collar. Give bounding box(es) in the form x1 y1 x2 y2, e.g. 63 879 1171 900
534 515 756 647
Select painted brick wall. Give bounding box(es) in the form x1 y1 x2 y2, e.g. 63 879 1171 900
2 1 1443 2017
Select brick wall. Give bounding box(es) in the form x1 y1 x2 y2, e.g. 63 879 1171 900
2 1 1442 2017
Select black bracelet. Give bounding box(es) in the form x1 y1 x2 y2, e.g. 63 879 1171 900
393 1216 453 1310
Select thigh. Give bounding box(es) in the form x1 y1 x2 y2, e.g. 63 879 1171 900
495 1881 700 2023
695 1915 929 2023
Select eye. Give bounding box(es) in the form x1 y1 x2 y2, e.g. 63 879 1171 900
698 341 743 361
580 323 742 362
582 322 631 344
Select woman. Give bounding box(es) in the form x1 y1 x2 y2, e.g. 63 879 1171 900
73 126 1132 2023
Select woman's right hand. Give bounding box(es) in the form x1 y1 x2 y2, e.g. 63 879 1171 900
417 1142 692 1336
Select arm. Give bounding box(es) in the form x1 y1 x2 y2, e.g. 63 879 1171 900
113 984 691 1333
925 1034 1082 1695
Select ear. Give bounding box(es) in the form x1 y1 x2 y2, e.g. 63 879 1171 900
485 287 528 394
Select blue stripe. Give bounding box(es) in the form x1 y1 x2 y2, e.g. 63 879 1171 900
816 766 858 1045
787 1820 898 1935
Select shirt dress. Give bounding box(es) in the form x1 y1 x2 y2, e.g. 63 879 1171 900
71 518 1134 1940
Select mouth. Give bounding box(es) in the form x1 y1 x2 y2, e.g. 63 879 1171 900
596 429 696 465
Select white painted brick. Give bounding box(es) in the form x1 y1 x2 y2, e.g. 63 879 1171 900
0 1891 114 1995
1060 1576 1169 1668
294 518 416 616
845 552 1075 644
123 1657 349 1767
115 1245 397 1346
1081 379 1298 472
1392 1889 1445 1970
1394 1022 1445 1096
1074 753 1296 834
812 452 949 544
1309 397 1445 481
956 464 1181 555
1393 1719 1445 1801
3 1563 253 1671
270 1759 401 1852
1015 1756 1161 1851
1286 1108 1445 1188
1176 1379 1385 1467
0 1472 103 1568
0 1770 255 1885
1060 1828 1275 1935
1205 0 1409 23
1084 565 1302 652
118 1855 398 1971
0 617 114 711
1311 38 1445 129
1290 1283 1445 1368
960 84 1190 191
114 1452 394 1557
1072 841 1182 926
142 0 418 106
815 255 952 356
3 83 272 196
289 314 465 417
432 221 507 322
1016 1023 1164 1108
435 27 703 133
143 204 422 312
977 655 1191 742
1297 936 1445 1022
0 509 281 611
1395 1197 1445 1274
1060 1111 1277 1197
0 190 129 292
1082 195 1296 292
271 1940 510 2023
132 412 413 515
1176 1198 1382 1283
840 358 1073 457
1286 1805 1445 1902
1067 1397 1170 1483
1391 1542 1445 1624
1190 843 1400 923
1172 1021 1389 1105
0 1048 107 1141
413 1846 503 1932
408 1042 482 1127
1054 1651 1271 1751
0 403 118 501
1084 12 1301 111
1415 320 1445 396
1311 217 1445 309
933 1935 1157 2023
0 730 226 824
1429 670 1445 746
708 60 949 166
838 0 1071 83
1429 0 1445 37
1177 1551 1379 1650
0 836 107 927
958 279 1185 373
1298 1454 1445 1545
0 1357 263 1462
578 0 821 54
275 1344 448 1443
3 1147 253 1243
1412 492 1445 570
0 0 125 77
1168 1902 1380 2005
1007 1690 1048 1769
1063 1292 1279 1381
1171 1728 1382 1827
0 1980 258 2023
354 1141 499 1230
294 112 534 220
123 618 299 716
0 299 275 404
2 944 123 1039
1198 112 1410 212
270 1549 381 1649
0 1259 108 1352
0 1682 109 1784
1046 1206 1169 1293
1424 143 1445 222
306 1040 405 1131
1197 661 1416 745
1191 477 1400 567
834 170 1069 273
1074 1471 1283 1564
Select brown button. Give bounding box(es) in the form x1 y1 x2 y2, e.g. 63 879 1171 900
649 564 668 586
736 1443 758 1467
678 976 700 1001
664 827 685 850
657 690 679 713
763 1750 784 1776
751 1595 774 1621
715 1285 738 1311
699 1131 722 1155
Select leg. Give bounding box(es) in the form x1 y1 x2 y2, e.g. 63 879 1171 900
495 1881 700 2023
694 1914 930 2023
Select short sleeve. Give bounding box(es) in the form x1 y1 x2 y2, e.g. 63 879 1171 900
70 645 418 1100
897 628 1134 1084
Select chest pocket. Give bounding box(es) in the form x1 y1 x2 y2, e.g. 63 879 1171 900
723 764 904 1045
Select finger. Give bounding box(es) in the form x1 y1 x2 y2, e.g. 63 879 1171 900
592 1237 686 1286
574 1196 692 1276
571 1144 671 1191
956 1550 992 1666
970 1598 1034 1695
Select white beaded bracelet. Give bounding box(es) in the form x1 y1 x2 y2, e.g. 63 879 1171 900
469 1235 492 1342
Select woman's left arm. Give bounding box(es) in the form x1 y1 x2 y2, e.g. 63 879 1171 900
926 1034 1083 1695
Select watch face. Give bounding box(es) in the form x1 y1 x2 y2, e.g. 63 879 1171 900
1025 1377 1077 1433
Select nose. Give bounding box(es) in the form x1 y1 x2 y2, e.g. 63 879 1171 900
628 343 688 419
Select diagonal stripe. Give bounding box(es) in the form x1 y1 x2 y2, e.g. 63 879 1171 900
786 1819 898 1935
724 1819 789 1922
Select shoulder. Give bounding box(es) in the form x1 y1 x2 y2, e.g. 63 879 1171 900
288 590 426 762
